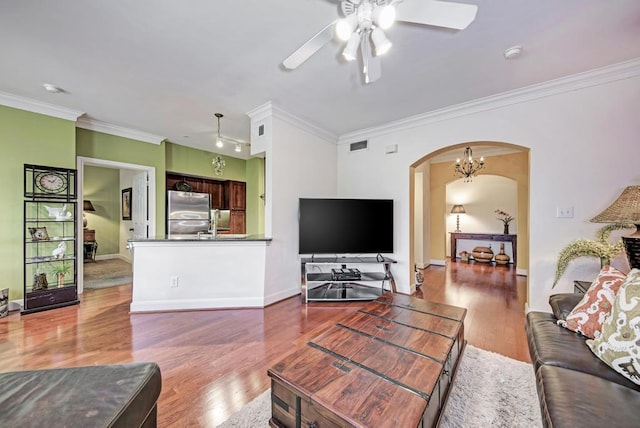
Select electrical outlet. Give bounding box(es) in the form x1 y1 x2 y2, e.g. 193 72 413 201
170 276 179 288
556 206 574 218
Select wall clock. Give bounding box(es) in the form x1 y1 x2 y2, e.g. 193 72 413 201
35 171 68 194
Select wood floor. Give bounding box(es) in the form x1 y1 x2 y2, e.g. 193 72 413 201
0 261 530 427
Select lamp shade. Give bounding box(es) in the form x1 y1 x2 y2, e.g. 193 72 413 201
590 186 640 228
83 200 96 212
451 204 466 214
591 185 640 269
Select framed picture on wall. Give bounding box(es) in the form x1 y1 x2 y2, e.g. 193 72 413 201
122 188 132 220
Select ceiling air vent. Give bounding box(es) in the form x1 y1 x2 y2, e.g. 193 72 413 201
350 140 368 152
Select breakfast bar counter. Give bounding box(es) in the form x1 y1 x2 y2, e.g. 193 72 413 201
128 235 272 312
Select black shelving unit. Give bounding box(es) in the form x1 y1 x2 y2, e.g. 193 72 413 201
22 164 79 314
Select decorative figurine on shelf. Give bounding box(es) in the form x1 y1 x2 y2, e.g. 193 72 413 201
51 241 67 259
414 265 424 288
33 270 48 291
44 204 73 221
495 209 514 234
460 250 470 262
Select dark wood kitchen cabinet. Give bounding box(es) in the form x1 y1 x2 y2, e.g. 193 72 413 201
230 210 246 234
224 181 246 210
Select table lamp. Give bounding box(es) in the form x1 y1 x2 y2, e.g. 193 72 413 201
83 200 96 229
590 185 640 269
451 204 466 233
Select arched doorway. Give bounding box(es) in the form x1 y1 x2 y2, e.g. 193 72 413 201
409 142 530 297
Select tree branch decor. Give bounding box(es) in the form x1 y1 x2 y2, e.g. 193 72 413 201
553 223 633 287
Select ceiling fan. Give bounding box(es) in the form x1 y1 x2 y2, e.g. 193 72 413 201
282 0 478 84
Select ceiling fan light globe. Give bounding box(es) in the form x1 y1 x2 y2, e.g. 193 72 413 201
215 137 224 148
373 5 396 30
371 28 391 56
336 14 358 41
235 143 242 153
342 32 361 61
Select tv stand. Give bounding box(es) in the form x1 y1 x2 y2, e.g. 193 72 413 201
300 256 396 303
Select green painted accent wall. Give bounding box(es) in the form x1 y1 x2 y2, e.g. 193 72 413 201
76 128 166 235
165 142 246 181
246 157 265 235
84 166 120 255
0 105 76 300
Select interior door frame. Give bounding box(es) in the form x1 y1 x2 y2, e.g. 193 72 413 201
76 156 156 294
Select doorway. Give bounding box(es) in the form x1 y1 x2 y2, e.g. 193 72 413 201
76 156 156 294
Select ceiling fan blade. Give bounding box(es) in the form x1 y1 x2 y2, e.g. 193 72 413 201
282 20 337 70
395 0 478 30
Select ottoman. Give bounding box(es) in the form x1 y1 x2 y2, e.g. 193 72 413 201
0 362 161 427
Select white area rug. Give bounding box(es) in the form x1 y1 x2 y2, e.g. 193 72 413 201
217 345 542 427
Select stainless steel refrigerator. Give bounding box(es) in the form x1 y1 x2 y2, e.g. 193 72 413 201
167 191 211 235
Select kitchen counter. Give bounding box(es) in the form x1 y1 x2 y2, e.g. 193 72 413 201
128 234 278 312
131 234 271 242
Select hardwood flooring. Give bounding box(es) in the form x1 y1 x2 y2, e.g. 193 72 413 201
0 261 530 427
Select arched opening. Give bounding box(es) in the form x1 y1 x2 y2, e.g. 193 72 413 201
409 141 530 300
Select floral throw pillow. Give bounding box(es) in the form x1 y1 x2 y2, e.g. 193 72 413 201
557 265 627 338
586 268 640 386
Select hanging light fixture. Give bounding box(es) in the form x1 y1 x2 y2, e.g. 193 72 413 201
235 143 242 153
214 113 224 148
454 147 485 182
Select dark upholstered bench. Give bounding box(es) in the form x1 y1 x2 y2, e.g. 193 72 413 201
0 362 161 427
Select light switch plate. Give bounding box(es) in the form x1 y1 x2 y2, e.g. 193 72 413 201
556 206 574 218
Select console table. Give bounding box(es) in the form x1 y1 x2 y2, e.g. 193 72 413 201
450 232 517 265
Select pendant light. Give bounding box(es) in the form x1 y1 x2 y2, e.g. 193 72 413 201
214 113 224 148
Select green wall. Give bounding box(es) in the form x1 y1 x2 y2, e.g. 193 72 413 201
246 157 265 235
76 128 166 235
165 142 246 181
0 105 77 300
84 166 120 255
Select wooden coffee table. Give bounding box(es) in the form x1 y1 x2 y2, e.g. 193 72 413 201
268 293 467 428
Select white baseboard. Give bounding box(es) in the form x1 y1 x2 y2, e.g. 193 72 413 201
516 268 528 276
9 299 23 312
95 253 132 263
430 259 446 266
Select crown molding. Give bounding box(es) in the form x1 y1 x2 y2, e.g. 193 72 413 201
338 58 640 144
247 101 337 144
76 117 166 145
0 91 84 121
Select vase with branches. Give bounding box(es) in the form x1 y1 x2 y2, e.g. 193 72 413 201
495 209 514 234
553 223 633 287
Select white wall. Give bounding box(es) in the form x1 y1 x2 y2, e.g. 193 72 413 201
249 104 338 304
337 66 640 311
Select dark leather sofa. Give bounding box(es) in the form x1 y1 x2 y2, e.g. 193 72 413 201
526 293 640 428
0 362 161 427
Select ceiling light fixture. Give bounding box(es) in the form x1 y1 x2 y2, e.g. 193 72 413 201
454 147 485 182
343 32 361 61
371 28 392 56
214 113 224 148
235 143 242 153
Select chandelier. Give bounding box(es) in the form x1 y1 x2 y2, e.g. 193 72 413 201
454 147 485 182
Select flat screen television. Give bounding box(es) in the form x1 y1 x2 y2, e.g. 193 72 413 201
298 198 393 255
